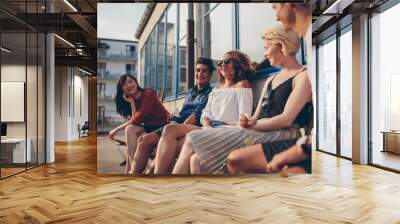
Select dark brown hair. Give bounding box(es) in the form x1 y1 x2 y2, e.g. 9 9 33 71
218 50 255 84
196 57 215 75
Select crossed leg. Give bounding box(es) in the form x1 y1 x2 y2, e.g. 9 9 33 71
226 144 268 174
154 123 199 174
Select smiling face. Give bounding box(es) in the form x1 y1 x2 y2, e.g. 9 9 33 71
263 39 284 67
272 3 296 32
122 76 139 97
219 54 235 82
195 64 211 87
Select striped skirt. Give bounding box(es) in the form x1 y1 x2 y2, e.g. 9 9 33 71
186 125 301 174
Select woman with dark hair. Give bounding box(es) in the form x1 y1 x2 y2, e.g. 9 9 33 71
109 74 170 174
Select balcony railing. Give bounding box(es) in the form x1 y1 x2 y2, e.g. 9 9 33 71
97 94 114 101
98 50 137 61
97 70 137 80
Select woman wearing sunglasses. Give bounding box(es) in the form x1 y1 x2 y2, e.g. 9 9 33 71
154 50 255 174
173 25 312 174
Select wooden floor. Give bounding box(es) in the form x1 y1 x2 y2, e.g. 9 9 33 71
1 135 400 223
372 150 400 171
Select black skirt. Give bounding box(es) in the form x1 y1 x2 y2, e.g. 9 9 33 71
261 138 311 173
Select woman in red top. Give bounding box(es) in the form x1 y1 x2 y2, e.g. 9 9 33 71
109 74 169 174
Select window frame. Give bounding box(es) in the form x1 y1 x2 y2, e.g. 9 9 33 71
315 23 353 161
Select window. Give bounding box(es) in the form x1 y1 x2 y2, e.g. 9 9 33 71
97 82 106 99
126 64 135 74
97 41 109 58
165 4 177 98
98 63 106 76
126 45 136 57
339 27 352 158
205 4 233 61
156 15 166 93
126 45 136 52
239 3 277 63
179 46 187 94
140 47 145 86
141 5 178 98
0 1 46 178
97 106 106 124
97 41 110 49
98 63 106 69
149 30 157 90
370 3 400 171
317 35 337 155
144 39 151 88
178 3 188 94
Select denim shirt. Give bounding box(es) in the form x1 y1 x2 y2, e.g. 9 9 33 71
175 84 212 126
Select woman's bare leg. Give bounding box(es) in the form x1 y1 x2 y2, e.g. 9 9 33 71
226 144 267 174
172 138 195 174
125 124 144 174
190 153 201 174
132 133 160 174
281 166 306 175
154 124 199 174
167 137 186 172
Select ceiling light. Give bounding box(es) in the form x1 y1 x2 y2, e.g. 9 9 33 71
323 0 355 15
1 47 11 53
78 67 92 76
63 0 78 12
54 34 75 48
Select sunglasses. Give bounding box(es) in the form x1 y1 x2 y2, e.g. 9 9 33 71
217 58 233 66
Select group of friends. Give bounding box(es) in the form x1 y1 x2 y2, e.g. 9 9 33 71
108 3 314 175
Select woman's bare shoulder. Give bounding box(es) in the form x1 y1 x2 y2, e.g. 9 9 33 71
236 79 251 88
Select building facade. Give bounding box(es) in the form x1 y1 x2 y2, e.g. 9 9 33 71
97 38 138 133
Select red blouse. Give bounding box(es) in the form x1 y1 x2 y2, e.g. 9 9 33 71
129 89 170 126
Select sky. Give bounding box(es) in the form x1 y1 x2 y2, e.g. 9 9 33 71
97 3 147 41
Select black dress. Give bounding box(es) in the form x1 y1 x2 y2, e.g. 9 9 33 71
260 73 313 173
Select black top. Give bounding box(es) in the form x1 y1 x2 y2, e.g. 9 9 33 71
258 73 313 128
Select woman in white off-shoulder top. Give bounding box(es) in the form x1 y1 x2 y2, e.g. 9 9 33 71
154 50 255 174
200 87 253 126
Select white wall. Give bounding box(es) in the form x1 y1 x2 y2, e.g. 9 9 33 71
1 65 39 136
54 67 89 141
1 64 46 163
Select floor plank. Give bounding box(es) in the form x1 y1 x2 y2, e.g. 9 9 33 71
0 135 399 223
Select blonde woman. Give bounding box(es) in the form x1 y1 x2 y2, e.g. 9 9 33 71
173 25 312 174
